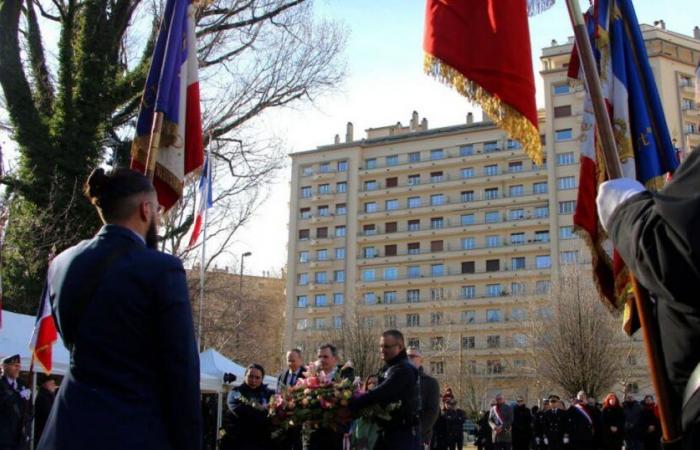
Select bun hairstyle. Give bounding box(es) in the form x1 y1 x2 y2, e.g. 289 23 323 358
84 168 155 222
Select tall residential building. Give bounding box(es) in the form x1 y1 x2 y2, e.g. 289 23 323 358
284 23 700 403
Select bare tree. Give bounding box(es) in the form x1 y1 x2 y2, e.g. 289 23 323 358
319 314 384 380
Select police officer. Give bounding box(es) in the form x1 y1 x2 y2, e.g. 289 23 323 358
542 396 567 450
0 355 31 450
349 329 421 450
406 346 440 449
37 168 201 450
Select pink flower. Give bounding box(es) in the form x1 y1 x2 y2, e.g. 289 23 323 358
306 377 320 389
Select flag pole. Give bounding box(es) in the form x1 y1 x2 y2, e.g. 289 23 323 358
197 142 211 352
144 112 165 181
564 0 681 443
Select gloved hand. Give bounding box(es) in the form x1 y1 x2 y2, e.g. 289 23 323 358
596 178 646 232
20 388 32 400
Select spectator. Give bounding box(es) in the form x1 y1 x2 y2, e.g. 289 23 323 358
601 393 625 450
623 395 643 450
34 375 58 445
512 397 533 450
476 407 494 450
407 347 440 449
444 399 466 450
639 395 661 450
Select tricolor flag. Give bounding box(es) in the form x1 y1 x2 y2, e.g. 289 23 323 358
29 284 58 373
569 0 679 333
423 0 546 163
130 0 204 211
188 156 213 248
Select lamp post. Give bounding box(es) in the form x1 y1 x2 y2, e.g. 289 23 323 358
239 251 252 292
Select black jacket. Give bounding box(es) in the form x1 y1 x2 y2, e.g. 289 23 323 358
418 367 441 442
33 386 56 444
512 404 533 438
600 406 625 447
349 349 420 430
567 404 598 443
277 366 307 390
0 376 29 448
222 383 274 450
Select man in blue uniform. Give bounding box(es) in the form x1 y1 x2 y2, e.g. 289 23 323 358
0 355 31 450
37 168 201 450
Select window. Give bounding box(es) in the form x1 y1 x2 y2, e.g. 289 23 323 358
487 360 504 374
408 196 422 209
299 251 309 263
430 336 445 350
385 177 398 188
536 280 551 294
533 181 548 194
386 155 399 166
316 227 328 239
462 336 475 349
408 174 421 186
560 226 575 240
316 249 328 261
384 244 397 257
461 167 475 179
407 289 420 303
318 184 330 194
299 229 310 240
362 247 376 258
461 261 475 274
557 176 577 190
485 211 500 223
296 295 308 308
333 270 345 283
461 285 476 299
383 267 398 281
334 316 343 329
431 312 443 325
486 259 500 272
296 319 308 331
560 250 579 265
363 292 376 304
486 235 501 248
511 257 526 271
407 338 420 349
407 266 421 279
486 284 501 297
362 317 374 328
535 255 552 269
315 294 328 306
385 199 399 210
554 105 572 118
335 203 347 215
385 222 397 233
508 208 525 221
333 293 344 305
462 310 476 324
485 188 499 200
318 205 329 217
487 335 501 348
319 162 330 173
484 141 500 153
334 226 346 237
460 144 474 156
461 190 474 202
337 160 348 172
301 186 312 198
430 240 444 252
487 309 503 322
508 185 524 197
534 230 550 243
364 202 377 213
431 264 445 277
298 273 309 285
315 271 327 284
507 139 521 149
508 161 523 173
430 194 445 206
365 158 377 169
384 315 397 328
364 180 378 191
300 208 311 219
430 149 444 160
681 98 695 110
384 291 397 304
408 219 420 231
511 282 526 295
510 232 525 245
362 269 375 282
431 217 444 229
559 201 576 214
557 152 575 165
484 164 499 176
407 242 420 255
430 171 444 183
555 128 574 141
553 83 570 95
512 309 527 322
535 205 550 218
314 318 328 330
302 166 313 177
363 224 376 236
408 152 421 163
461 237 475 250
336 182 347 193
461 214 475 225
430 362 444 375
407 314 420 327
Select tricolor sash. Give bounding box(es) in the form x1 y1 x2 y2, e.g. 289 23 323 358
574 404 593 425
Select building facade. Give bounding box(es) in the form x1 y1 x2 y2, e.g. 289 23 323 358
284 23 700 404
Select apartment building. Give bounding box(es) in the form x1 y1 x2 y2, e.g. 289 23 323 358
284 23 700 403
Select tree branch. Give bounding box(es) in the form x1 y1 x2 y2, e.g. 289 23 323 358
25 0 55 116
196 0 305 38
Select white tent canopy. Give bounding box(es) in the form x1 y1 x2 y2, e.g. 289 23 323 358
199 348 278 390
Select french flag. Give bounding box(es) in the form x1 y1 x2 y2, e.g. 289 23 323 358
130 0 203 211
188 156 212 248
29 284 58 373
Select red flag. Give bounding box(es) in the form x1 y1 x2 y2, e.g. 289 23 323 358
29 284 58 372
424 0 543 163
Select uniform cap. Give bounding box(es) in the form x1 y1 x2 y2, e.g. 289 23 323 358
1 354 20 364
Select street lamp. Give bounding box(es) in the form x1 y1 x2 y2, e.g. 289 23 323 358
240 251 252 292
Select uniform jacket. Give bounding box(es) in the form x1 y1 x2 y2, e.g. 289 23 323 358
0 375 29 449
37 225 201 450
488 403 514 443
417 367 440 442
542 408 567 450
221 383 274 450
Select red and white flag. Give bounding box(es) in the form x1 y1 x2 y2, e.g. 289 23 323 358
29 284 58 373
188 155 212 248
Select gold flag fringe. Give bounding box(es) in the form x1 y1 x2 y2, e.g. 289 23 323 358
424 54 544 165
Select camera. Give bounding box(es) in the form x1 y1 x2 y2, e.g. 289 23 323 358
223 372 237 384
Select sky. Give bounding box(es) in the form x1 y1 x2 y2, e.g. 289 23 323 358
232 0 699 276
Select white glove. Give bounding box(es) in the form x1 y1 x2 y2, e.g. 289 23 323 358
20 388 32 400
596 178 646 232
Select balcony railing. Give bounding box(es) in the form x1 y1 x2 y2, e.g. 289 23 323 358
358 264 552 284
358 240 551 260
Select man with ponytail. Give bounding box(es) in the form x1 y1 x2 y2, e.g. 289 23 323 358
37 168 201 450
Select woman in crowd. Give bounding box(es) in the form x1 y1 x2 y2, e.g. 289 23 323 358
639 395 661 450
601 393 625 450
220 364 274 450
